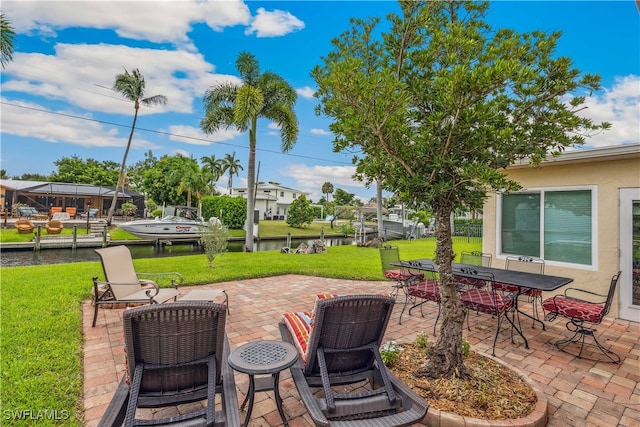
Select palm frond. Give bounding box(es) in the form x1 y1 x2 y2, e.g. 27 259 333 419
141 94 168 106
236 51 260 85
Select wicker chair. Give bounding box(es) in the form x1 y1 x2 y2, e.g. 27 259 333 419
280 294 428 426
542 272 622 363
45 220 64 234
14 218 35 234
98 302 240 426
91 245 181 327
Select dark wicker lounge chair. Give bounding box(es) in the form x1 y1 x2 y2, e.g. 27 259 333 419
91 245 181 327
98 302 240 427
280 294 428 426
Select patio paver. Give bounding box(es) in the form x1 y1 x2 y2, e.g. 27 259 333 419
83 275 640 426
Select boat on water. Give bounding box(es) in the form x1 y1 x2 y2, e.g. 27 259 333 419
119 206 217 240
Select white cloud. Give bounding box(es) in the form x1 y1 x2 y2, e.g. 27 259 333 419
296 86 316 99
4 0 251 50
310 128 330 136
245 7 305 38
280 163 368 201
573 75 640 147
0 97 157 149
2 44 238 116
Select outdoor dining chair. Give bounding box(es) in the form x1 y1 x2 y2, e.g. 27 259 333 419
542 271 622 363
494 255 546 328
379 245 423 298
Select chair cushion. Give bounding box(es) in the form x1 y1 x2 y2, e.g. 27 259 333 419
407 279 440 302
460 288 513 316
493 282 541 297
384 269 424 282
281 311 312 363
542 296 605 324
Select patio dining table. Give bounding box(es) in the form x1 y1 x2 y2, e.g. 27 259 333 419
393 259 574 347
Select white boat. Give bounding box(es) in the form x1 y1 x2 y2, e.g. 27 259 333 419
119 206 214 240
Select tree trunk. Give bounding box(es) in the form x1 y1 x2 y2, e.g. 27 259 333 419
107 106 138 225
416 204 472 380
244 119 257 252
376 178 384 238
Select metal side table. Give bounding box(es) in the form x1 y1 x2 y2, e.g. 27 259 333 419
228 340 298 427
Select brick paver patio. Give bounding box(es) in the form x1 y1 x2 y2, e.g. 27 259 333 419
83 275 640 426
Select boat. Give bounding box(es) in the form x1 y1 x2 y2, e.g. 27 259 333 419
119 206 216 241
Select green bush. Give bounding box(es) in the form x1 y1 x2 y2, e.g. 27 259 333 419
286 195 314 228
200 222 230 267
121 202 137 216
380 341 403 367
339 222 356 236
201 195 246 228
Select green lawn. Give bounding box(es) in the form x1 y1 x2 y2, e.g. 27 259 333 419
0 238 481 426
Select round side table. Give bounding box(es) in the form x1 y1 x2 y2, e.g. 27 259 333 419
228 340 298 427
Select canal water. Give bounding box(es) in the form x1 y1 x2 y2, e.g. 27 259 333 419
0 237 355 267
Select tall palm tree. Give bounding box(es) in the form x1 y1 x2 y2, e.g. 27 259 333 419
107 68 167 225
1 13 15 69
321 181 334 201
200 154 225 194
200 52 298 251
221 152 243 194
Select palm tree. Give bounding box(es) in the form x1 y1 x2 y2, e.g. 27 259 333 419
321 181 334 201
1 13 15 69
200 154 225 194
107 68 167 225
171 160 209 216
200 52 298 251
221 152 243 194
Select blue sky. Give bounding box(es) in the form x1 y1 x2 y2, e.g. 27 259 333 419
1 1 638 202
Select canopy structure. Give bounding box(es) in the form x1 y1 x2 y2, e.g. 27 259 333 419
0 179 144 218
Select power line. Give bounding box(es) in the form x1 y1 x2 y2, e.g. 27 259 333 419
0 100 353 166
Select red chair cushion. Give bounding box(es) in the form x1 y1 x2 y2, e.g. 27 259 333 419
493 282 541 297
542 296 605 324
460 289 514 316
384 269 424 282
407 279 440 302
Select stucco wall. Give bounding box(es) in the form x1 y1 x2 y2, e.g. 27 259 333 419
483 156 640 318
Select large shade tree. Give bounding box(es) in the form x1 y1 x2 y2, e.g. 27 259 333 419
107 68 167 225
201 52 298 251
313 0 609 379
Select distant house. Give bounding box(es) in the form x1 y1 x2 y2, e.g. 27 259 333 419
482 144 640 321
230 183 310 221
0 179 144 217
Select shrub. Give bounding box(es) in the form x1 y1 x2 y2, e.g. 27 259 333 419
339 222 356 236
380 341 403 367
121 202 137 216
201 195 246 229
199 221 229 267
415 331 429 349
287 195 314 228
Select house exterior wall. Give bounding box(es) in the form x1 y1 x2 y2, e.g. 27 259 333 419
483 153 640 318
230 184 309 220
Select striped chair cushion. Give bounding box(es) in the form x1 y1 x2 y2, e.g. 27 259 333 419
407 279 440 302
542 296 605 324
281 311 313 363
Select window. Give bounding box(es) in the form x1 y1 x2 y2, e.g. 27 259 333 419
293 193 297 199
500 188 594 266
280 191 284 197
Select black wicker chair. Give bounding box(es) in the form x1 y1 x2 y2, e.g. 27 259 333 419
98 302 240 427
280 294 428 426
